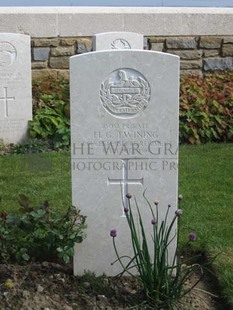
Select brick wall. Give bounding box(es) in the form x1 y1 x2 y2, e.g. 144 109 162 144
31 35 233 81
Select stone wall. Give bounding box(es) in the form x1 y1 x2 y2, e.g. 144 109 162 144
149 35 233 76
31 35 233 80
1 7 231 80
31 37 92 80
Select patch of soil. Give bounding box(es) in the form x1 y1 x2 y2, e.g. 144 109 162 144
0 262 229 310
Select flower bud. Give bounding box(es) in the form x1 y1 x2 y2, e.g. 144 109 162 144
151 218 157 225
178 194 183 201
175 209 183 217
110 229 117 238
126 193 132 199
189 232 197 241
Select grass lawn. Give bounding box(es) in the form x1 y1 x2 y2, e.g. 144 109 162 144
0 143 233 303
179 143 233 303
0 151 71 211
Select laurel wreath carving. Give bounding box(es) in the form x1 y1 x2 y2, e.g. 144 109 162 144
100 77 151 111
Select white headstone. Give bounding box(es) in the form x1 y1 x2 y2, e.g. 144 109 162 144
0 33 32 144
71 49 179 276
93 32 143 51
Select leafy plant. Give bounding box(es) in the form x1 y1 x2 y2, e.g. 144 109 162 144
30 72 232 147
110 193 202 309
11 138 52 154
30 77 70 149
0 195 86 264
180 71 233 144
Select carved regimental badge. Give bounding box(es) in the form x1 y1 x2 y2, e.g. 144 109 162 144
100 69 151 119
111 39 131 50
0 42 17 67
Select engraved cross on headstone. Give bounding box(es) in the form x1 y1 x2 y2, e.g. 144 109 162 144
0 87 15 117
108 159 144 216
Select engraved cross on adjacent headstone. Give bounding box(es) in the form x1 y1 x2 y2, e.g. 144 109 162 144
108 159 144 216
0 87 15 117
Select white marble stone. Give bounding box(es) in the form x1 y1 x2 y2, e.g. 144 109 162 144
0 8 232 37
93 32 143 51
0 33 32 144
70 49 180 276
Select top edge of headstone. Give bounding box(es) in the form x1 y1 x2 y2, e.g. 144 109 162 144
70 49 180 60
94 32 143 36
0 33 30 37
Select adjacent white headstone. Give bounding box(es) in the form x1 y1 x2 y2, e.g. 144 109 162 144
93 32 143 51
0 33 32 144
71 49 179 276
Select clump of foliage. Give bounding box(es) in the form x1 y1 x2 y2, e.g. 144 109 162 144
11 138 53 154
110 193 201 309
0 195 86 263
29 77 70 149
180 71 233 144
30 72 232 146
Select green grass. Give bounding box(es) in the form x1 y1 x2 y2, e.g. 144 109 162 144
0 152 71 211
0 143 233 303
179 143 233 303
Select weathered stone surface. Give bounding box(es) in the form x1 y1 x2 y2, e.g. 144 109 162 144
77 43 92 54
180 69 203 77
144 37 149 50
222 44 233 57
166 37 197 49
223 36 233 44
203 57 233 71
180 60 202 70
77 38 92 54
51 46 75 56
199 37 222 49
33 38 59 47
60 38 77 46
203 49 219 57
31 62 48 69
151 43 164 52
167 50 202 60
49 56 69 69
147 36 166 43
32 47 50 61
57 70 69 80
32 69 58 81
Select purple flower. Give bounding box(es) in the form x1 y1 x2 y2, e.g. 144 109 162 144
151 218 157 225
124 207 129 214
189 232 197 241
154 200 159 206
175 209 183 217
110 229 117 238
126 193 132 199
